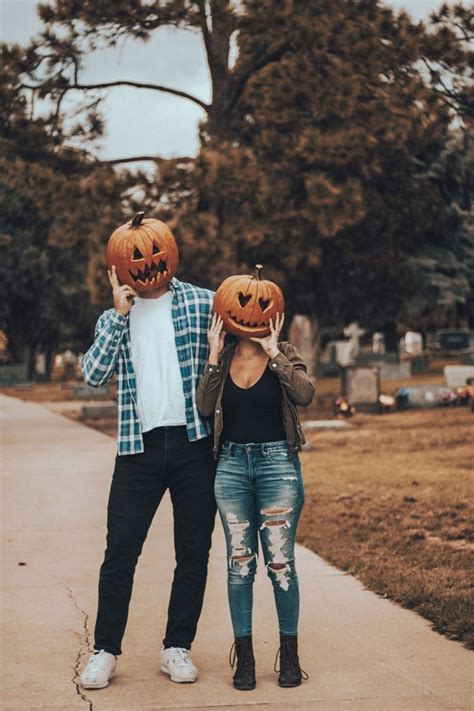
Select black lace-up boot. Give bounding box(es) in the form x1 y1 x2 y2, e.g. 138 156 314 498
229 636 256 690
275 634 308 687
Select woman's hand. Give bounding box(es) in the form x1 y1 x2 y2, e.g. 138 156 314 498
208 314 226 365
250 313 285 359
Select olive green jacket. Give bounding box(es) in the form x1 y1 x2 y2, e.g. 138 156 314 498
196 340 315 458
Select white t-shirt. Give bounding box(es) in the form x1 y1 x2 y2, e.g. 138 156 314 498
129 290 186 432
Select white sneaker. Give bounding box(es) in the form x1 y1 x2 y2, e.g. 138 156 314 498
80 649 117 689
160 647 198 683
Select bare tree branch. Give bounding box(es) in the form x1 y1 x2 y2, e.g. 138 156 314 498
21 79 210 111
101 155 166 164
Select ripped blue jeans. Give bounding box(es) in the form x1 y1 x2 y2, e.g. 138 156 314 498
214 440 305 638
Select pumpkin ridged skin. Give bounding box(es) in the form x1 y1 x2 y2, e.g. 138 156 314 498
214 270 285 338
106 217 179 292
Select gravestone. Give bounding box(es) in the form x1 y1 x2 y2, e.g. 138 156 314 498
82 402 117 419
0 364 29 385
343 322 365 363
341 366 380 413
74 384 109 399
288 315 317 378
378 361 411 379
460 350 474 365
435 330 470 352
355 352 411 379
372 332 386 354
444 365 474 388
403 331 423 354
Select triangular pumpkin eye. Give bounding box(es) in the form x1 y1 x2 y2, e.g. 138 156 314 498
259 298 272 311
238 292 252 307
133 247 143 260
152 243 160 255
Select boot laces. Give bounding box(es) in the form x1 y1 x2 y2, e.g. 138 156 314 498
274 640 309 680
229 641 254 673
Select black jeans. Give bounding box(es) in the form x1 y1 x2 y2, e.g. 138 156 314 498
94 426 216 656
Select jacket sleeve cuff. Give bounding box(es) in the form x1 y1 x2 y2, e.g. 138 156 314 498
268 351 291 371
204 362 224 376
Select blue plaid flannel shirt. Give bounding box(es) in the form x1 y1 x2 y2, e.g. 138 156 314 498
81 278 214 455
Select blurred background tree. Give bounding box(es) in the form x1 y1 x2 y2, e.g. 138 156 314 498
1 0 473 373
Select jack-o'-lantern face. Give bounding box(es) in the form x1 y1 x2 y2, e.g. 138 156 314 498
214 265 285 338
106 212 179 292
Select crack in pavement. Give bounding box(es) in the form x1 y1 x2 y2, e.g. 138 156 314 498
67 586 93 711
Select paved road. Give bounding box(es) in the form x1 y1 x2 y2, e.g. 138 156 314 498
1 394 472 710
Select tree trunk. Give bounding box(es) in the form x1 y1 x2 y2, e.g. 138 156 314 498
27 346 37 380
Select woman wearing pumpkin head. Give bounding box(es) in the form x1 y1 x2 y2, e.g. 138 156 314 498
197 265 315 691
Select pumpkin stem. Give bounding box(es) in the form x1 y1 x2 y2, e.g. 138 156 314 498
131 211 145 227
255 264 263 280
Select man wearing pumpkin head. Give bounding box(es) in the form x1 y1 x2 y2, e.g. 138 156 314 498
79 212 216 689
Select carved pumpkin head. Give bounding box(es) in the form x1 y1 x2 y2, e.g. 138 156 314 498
214 265 285 338
106 212 179 292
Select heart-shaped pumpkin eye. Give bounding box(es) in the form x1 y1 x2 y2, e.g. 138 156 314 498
259 298 272 311
238 292 252 307
133 247 143 260
152 243 160 255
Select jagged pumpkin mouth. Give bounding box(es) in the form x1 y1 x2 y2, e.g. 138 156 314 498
226 310 269 330
128 259 167 286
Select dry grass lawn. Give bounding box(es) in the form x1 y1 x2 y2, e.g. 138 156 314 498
298 408 474 649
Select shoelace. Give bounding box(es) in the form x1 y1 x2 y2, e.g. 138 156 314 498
171 647 191 667
229 642 254 673
88 651 112 670
274 644 309 680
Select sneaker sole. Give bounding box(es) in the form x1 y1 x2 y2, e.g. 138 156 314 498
81 671 115 690
160 664 197 683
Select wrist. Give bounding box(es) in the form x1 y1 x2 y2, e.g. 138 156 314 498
208 351 220 365
267 347 280 359
114 308 128 318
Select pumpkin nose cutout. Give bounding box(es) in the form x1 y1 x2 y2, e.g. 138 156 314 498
259 298 272 311
238 292 252 307
152 243 160 255
133 248 143 260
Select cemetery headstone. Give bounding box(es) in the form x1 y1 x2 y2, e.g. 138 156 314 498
82 402 117 419
342 365 380 412
444 366 474 388
403 331 423 354
372 332 386 354
289 315 317 378
74 384 109 398
343 322 365 363
435 330 470 352
0 364 29 386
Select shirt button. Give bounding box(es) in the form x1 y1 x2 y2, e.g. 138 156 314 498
216 409 220 414
272 363 277 368
209 367 213 372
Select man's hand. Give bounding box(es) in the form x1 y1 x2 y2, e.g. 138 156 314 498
107 266 138 316
208 314 226 365
250 313 285 359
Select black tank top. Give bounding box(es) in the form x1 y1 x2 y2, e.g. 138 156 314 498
221 366 286 444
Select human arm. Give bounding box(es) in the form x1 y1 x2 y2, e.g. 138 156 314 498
80 266 137 387
196 314 226 416
251 314 315 406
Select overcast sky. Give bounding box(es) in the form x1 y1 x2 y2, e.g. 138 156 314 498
2 0 447 164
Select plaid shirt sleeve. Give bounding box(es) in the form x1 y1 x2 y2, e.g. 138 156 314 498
81 308 129 387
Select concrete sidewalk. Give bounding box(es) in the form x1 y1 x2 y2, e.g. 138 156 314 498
1 394 472 710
